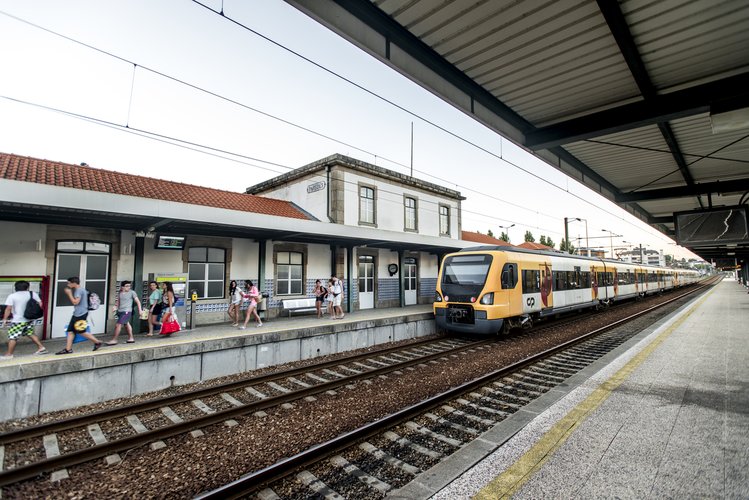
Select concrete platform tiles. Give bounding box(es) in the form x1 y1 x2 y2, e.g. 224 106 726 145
423 280 748 500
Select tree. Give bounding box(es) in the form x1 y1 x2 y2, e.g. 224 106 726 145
540 235 555 249
499 232 510 243
487 229 494 238
665 254 673 266
524 230 535 243
559 238 575 254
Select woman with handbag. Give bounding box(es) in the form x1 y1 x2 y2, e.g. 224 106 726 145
159 282 180 336
146 281 162 336
239 280 262 329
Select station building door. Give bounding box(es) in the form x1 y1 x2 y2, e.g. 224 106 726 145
358 255 375 310
51 242 109 338
404 258 417 305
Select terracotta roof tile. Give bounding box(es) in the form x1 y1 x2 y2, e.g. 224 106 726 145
461 231 514 246
518 241 554 251
0 153 310 220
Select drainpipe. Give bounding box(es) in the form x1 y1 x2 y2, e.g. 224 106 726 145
326 166 334 223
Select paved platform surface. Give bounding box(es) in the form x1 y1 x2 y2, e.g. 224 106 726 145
425 279 748 499
1 304 433 363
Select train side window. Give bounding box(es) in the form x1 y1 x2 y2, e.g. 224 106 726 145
501 263 518 289
522 270 540 293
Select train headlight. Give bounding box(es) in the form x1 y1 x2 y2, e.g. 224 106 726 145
480 292 494 305
435 291 443 302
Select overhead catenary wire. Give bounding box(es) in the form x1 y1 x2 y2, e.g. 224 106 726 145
0 8 680 248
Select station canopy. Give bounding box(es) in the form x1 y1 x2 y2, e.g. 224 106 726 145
286 0 749 266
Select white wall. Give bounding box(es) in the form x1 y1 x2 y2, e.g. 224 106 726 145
307 244 332 282
260 172 329 222
0 222 47 275
342 170 460 237
143 239 184 276
230 238 259 279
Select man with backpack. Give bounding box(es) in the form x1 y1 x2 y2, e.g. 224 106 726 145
56 277 103 355
1 280 47 359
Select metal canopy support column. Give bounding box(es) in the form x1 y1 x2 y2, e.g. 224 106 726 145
398 249 404 307
133 235 145 332
346 246 353 314
257 238 267 295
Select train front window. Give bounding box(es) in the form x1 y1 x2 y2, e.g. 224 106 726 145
442 255 492 285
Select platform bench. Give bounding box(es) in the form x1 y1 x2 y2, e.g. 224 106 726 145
281 298 324 317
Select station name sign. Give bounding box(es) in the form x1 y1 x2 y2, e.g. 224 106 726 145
307 181 326 193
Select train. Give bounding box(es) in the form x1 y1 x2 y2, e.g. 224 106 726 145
434 245 702 335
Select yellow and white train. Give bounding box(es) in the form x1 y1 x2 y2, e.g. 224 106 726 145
434 246 702 335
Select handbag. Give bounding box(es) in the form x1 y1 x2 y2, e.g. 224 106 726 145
139 309 149 320
160 311 180 335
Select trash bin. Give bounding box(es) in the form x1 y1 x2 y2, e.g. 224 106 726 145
258 292 269 321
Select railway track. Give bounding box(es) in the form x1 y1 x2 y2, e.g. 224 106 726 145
0 336 493 488
197 280 717 499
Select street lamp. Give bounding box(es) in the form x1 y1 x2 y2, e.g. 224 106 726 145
565 217 589 255
498 223 515 243
601 229 622 259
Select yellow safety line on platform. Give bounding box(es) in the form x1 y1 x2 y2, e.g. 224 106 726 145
473 289 713 500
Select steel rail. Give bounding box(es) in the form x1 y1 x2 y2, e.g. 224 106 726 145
195 279 717 499
0 338 493 487
0 336 465 445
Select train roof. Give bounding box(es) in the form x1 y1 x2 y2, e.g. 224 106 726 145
455 245 688 271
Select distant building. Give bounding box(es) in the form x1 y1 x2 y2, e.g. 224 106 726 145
618 248 665 266
577 247 606 258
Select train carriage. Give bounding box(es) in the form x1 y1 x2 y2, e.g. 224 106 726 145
435 245 702 335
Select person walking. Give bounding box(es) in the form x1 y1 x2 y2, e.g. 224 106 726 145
159 282 176 325
239 280 262 329
326 279 335 317
146 281 162 336
107 281 142 345
56 277 103 354
313 279 327 318
1 280 46 359
228 280 241 326
331 275 345 319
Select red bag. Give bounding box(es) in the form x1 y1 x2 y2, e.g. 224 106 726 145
160 312 180 335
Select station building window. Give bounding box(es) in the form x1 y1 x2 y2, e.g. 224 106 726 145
439 205 450 236
188 247 225 299
359 184 376 226
276 250 303 295
404 196 418 232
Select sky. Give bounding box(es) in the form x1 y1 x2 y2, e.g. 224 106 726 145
0 0 700 261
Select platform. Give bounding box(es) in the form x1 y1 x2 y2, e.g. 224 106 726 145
395 279 747 499
0 305 435 422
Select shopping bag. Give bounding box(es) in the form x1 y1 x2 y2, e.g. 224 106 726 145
139 309 149 320
160 312 180 335
67 325 90 343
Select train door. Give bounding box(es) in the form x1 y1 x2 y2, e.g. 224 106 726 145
358 255 375 310
572 266 584 304
51 242 109 338
591 265 602 301
540 264 552 309
404 258 417 306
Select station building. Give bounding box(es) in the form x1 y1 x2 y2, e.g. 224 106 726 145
0 152 468 341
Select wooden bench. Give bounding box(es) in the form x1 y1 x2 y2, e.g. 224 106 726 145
281 298 324 317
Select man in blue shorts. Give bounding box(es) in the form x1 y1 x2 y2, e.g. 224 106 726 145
56 277 103 354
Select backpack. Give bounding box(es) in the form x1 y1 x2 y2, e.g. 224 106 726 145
24 291 44 320
87 290 101 311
